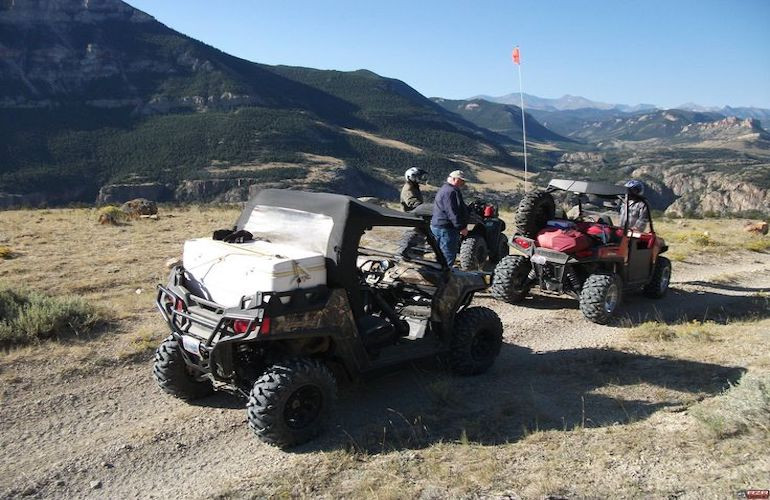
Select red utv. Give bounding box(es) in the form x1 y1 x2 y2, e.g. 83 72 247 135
490 179 671 324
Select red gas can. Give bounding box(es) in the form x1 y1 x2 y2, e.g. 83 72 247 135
536 228 592 254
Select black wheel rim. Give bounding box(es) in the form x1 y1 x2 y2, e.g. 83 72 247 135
470 329 496 363
284 385 323 430
511 266 529 290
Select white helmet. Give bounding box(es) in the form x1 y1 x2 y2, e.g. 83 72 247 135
405 167 427 183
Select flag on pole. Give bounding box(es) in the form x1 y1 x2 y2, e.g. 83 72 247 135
511 46 527 191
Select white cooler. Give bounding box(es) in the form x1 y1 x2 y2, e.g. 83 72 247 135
182 238 327 307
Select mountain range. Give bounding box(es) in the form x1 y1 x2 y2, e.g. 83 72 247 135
430 98 572 144
471 93 657 113
0 0 520 206
0 0 768 216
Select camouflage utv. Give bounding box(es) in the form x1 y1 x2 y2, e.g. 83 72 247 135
154 190 504 448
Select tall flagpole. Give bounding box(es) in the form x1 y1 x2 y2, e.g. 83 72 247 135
513 46 528 193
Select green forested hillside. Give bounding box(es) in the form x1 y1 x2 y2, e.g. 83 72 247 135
0 0 520 203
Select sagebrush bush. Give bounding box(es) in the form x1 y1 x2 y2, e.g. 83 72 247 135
692 373 770 439
0 288 101 347
97 205 126 225
743 237 770 252
0 246 13 259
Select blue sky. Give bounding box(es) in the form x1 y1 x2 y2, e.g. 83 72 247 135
128 0 770 109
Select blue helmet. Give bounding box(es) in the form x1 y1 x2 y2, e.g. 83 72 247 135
624 180 645 196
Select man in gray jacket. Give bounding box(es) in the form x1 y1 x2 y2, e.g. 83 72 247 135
620 180 650 232
430 170 469 265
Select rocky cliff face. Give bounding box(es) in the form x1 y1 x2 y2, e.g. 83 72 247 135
1 0 153 104
550 150 770 217
0 0 266 111
93 163 399 205
677 117 769 144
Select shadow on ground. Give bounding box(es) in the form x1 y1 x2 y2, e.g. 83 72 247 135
619 283 770 325
299 343 744 453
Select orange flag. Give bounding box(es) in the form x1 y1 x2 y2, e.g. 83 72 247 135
512 47 521 65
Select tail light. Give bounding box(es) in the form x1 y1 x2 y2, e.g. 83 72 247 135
483 205 494 217
175 299 184 311
514 237 531 249
259 317 271 335
233 316 271 335
233 319 251 334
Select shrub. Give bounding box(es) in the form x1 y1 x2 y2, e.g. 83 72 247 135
0 288 101 347
743 237 770 253
628 321 676 341
692 373 770 439
97 205 126 225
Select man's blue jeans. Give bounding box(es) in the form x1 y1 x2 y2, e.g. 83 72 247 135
431 225 460 266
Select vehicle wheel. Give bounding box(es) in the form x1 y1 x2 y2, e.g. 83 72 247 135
247 358 336 448
153 336 214 400
643 256 672 298
514 191 556 237
396 229 426 257
496 234 509 262
458 235 489 271
450 307 503 376
579 273 622 324
490 255 531 303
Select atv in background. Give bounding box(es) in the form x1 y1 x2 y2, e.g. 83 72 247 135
398 200 509 271
154 190 504 448
491 179 671 324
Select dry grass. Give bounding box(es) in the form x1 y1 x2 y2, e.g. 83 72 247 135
628 320 719 343
1 208 769 498
0 206 239 361
692 372 770 439
654 218 770 261
744 236 770 252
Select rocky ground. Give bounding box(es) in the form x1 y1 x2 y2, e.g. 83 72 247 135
0 209 768 498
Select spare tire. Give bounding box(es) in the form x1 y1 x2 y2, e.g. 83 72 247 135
514 191 555 238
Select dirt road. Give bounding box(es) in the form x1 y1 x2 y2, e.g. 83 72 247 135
1 250 768 499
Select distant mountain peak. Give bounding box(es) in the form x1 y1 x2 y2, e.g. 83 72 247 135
468 93 657 113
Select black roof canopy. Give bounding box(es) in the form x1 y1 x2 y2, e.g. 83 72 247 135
235 189 425 289
236 189 422 230
547 179 627 197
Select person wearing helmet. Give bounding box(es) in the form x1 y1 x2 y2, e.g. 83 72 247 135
620 180 650 232
401 166 427 212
